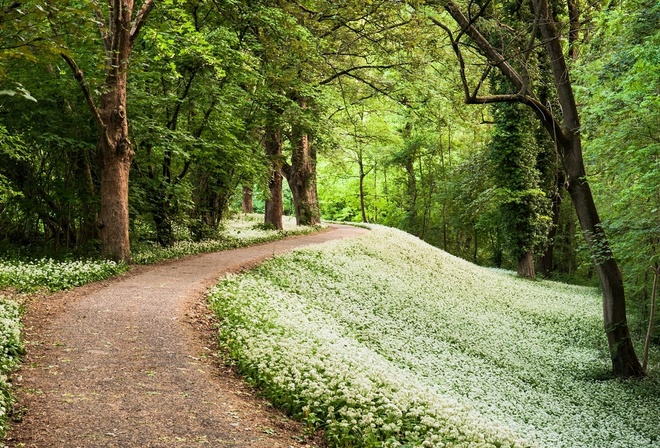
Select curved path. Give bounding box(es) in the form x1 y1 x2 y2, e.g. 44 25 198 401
8 225 367 447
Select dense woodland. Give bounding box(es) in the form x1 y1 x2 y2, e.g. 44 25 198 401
0 0 658 377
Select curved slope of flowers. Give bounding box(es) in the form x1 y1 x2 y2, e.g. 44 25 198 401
209 225 660 448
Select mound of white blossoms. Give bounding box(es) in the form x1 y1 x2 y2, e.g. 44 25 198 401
209 225 660 448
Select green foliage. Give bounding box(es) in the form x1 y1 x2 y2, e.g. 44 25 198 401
577 0 660 330
487 75 552 265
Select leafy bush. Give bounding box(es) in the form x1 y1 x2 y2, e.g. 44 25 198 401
0 298 22 438
209 225 660 448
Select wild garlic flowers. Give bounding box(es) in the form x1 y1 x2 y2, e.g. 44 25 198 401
209 225 660 447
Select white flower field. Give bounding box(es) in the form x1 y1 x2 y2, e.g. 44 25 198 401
209 225 660 448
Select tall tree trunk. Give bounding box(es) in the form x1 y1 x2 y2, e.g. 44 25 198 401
518 251 535 278
242 186 254 214
565 146 641 376
285 108 320 226
358 152 368 223
98 140 133 260
535 0 642 376
264 126 283 230
149 189 174 247
404 154 418 234
61 0 155 262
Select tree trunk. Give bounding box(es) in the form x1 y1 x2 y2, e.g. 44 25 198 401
149 189 174 247
404 154 418 234
535 0 642 376
564 138 642 376
61 0 154 262
285 121 320 226
264 126 283 230
97 88 134 261
540 174 565 276
242 186 254 214
436 0 644 376
643 266 658 372
518 251 535 278
358 156 368 224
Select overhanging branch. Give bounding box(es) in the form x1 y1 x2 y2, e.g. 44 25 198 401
319 64 400 85
60 52 111 148
130 0 155 47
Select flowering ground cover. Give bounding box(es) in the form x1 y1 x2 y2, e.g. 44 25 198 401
0 298 22 438
209 225 660 448
0 258 128 292
131 214 322 264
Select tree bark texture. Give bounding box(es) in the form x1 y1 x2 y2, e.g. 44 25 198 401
284 131 320 226
62 0 154 262
264 126 283 230
242 186 254 214
518 251 536 278
534 0 642 377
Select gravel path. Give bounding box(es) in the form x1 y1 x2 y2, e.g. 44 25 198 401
7 225 367 447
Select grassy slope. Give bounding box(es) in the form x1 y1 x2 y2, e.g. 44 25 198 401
210 225 660 448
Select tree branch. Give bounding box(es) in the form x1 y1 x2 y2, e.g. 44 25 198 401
90 0 111 53
428 15 471 101
60 53 106 135
532 0 580 133
427 0 526 92
130 0 155 47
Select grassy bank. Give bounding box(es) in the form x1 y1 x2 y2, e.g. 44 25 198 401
209 225 660 447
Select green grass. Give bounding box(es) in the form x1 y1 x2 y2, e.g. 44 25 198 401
209 224 660 448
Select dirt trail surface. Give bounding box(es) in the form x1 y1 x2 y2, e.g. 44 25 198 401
7 225 367 448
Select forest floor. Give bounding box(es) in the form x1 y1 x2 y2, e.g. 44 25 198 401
6 225 367 448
